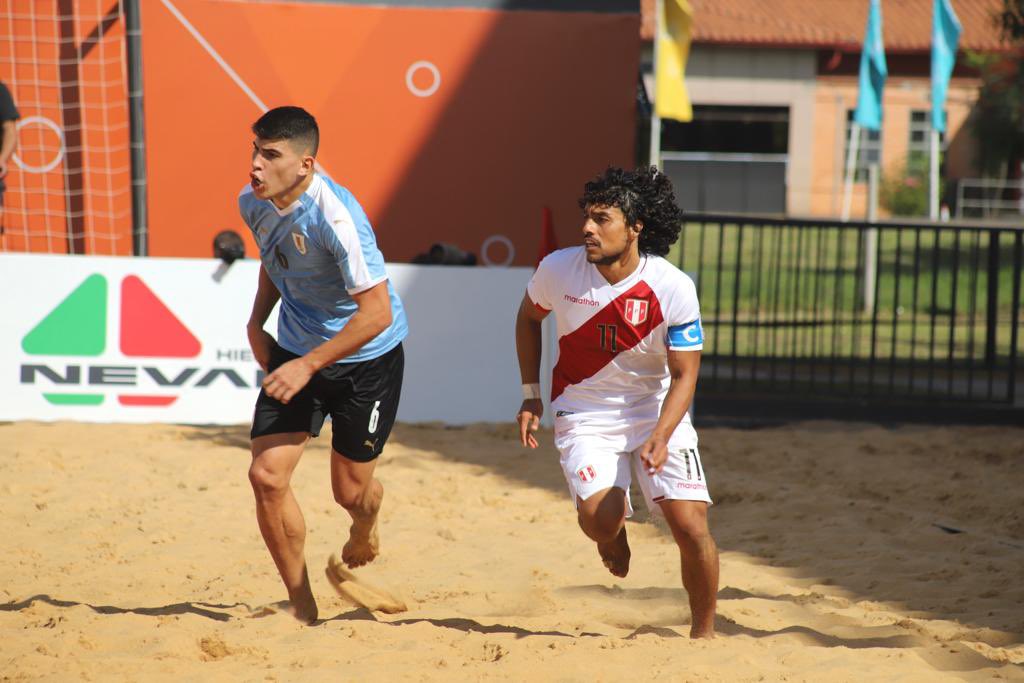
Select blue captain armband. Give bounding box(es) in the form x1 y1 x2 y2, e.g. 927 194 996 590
667 318 704 349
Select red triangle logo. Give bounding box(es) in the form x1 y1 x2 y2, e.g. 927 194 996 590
120 276 201 357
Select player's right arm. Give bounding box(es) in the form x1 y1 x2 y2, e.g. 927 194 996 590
247 264 281 371
515 292 549 448
0 120 16 178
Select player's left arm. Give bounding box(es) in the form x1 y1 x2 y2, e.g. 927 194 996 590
638 349 701 474
261 281 392 404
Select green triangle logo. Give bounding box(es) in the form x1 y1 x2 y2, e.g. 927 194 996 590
22 274 107 356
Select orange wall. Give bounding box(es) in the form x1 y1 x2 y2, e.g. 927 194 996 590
141 0 640 265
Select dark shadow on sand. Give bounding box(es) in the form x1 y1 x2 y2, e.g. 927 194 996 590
558 584 947 650
320 606 603 639
179 425 251 451
1 594 246 622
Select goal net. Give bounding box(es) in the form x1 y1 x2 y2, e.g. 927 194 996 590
1 0 134 255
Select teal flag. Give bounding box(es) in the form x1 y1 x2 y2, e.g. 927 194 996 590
854 0 887 131
931 0 962 133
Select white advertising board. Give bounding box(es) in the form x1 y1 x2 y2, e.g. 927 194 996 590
1 254 544 425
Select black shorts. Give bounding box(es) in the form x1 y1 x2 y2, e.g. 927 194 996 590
250 342 404 462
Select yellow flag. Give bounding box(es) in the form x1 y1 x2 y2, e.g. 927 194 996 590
655 0 693 122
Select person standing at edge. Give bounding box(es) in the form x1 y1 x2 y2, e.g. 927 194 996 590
0 81 20 230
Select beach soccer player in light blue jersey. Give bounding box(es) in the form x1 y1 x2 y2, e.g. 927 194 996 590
239 106 408 624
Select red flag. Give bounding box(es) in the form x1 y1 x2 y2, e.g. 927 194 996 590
537 206 558 266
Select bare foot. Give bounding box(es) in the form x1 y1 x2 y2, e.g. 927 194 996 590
597 526 631 578
286 590 318 625
689 627 715 639
250 597 317 624
342 516 380 568
325 553 407 614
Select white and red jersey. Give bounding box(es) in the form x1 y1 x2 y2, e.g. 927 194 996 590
527 247 704 415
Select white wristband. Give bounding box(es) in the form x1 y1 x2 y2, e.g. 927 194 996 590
521 383 542 400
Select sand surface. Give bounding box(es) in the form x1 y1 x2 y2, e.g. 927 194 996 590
1 419 1022 681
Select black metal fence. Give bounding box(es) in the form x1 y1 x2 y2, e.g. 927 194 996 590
677 214 1024 413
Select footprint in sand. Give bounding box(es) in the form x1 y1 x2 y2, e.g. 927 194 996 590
246 601 295 620
325 554 408 614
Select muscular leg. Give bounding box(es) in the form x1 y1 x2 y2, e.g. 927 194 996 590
249 432 317 624
576 487 631 578
660 500 718 639
331 450 383 568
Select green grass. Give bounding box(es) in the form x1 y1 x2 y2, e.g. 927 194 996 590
669 222 1023 362
703 315 1018 363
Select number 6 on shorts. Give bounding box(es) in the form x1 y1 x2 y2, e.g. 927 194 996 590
368 400 381 433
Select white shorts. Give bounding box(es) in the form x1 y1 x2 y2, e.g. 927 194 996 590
553 406 712 518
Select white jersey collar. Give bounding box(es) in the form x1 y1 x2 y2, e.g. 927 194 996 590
270 174 319 217
593 254 649 289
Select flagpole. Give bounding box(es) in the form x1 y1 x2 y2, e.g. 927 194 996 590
649 0 664 169
930 0 961 221
864 163 879 313
929 128 940 219
649 111 662 170
841 121 861 221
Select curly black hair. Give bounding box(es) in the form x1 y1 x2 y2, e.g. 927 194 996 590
578 166 683 257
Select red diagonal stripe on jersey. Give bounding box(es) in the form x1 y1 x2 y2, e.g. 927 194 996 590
551 281 664 401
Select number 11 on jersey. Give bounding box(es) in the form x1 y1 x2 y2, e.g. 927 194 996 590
597 323 618 352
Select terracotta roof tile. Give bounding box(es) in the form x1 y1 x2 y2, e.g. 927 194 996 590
640 0 1011 52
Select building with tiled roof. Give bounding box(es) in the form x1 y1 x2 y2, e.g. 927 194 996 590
641 0 1010 51
641 0 1013 217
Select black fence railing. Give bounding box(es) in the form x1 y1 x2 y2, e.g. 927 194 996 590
676 214 1024 411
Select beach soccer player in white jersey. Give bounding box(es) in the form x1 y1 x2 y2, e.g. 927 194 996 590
239 106 408 624
515 166 718 638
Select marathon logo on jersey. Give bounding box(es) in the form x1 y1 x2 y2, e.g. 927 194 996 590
291 232 307 255
624 298 649 325
577 465 597 483
668 318 704 349
564 294 600 307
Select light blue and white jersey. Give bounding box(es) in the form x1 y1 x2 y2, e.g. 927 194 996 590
239 174 408 363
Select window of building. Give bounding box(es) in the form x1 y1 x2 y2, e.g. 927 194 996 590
661 105 789 155
908 109 946 169
844 110 882 183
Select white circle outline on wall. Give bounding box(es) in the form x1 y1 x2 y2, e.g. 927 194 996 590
481 235 515 267
12 116 66 173
406 61 441 98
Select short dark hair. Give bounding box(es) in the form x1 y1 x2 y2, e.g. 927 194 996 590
252 106 319 156
578 166 683 257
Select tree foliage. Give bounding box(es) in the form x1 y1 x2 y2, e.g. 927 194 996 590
969 1 1024 178
996 0 1024 40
